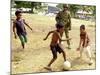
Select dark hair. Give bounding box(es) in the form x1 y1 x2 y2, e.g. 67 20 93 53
80 25 85 30
56 23 64 29
15 10 22 16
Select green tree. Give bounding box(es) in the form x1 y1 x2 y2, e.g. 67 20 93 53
69 5 80 17
56 4 80 17
91 6 96 17
30 2 42 13
56 4 63 9
79 5 96 18
14 1 31 8
14 1 42 13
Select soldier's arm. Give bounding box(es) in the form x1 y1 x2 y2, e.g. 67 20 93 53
68 12 71 30
55 12 61 23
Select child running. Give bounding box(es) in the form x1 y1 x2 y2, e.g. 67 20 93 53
43 23 71 70
77 25 93 65
13 10 32 49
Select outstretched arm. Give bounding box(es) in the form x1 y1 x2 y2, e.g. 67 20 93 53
61 38 71 41
57 32 71 41
43 31 54 40
23 19 32 30
68 13 71 30
77 37 82 51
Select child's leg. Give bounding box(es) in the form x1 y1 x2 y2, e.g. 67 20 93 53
79 47 84 58
23 35 27 43
47 57 57 67
47 49 57 67
45 57 57 70
59 44 66 61
62 50 66 61
84 46 93 65
19 35 25 49
85 46 92 60
64 29 71 49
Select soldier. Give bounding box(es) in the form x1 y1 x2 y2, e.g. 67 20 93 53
56 4 71 49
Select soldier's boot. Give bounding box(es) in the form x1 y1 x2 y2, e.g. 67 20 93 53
67 40 71 49
65 29 71 49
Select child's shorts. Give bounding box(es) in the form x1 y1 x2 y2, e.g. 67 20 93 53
18 34 27 44
50 44 63 58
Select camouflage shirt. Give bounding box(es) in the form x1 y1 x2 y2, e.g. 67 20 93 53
56 11 71 29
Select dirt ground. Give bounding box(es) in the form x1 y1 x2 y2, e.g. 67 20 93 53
11 14 96 74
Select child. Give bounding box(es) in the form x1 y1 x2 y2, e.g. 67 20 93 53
13 10 32 49
77 25 93 65
43 23 71 70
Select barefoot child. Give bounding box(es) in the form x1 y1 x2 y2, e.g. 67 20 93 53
77 25 93 65
13 10 32 49
43 23 71 70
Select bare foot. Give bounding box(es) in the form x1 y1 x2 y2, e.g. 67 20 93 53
44 66 52 71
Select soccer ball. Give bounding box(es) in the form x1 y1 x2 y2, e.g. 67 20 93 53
63 60 71 70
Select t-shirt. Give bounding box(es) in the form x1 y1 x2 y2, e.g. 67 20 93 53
14 19 26 36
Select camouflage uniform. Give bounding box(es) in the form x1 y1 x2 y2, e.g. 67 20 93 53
56 6 71 48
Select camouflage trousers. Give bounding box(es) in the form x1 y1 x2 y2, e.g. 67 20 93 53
60 28 70 46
